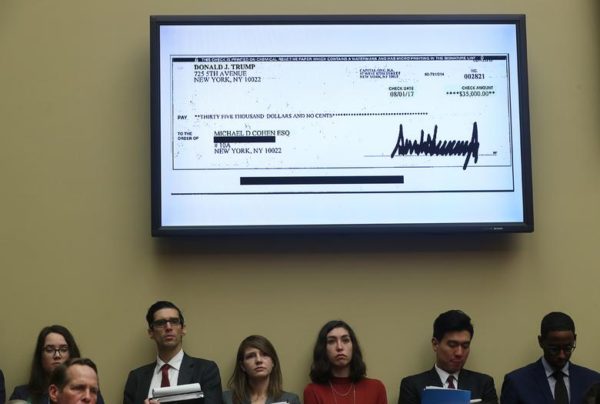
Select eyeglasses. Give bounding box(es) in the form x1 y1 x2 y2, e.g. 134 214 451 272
151 317 182 329
545 343 576 355
43 345 69 356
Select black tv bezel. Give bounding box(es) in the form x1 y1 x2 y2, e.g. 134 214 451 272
150 14 533 237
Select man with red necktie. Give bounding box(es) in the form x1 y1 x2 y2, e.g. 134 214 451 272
123 301 222 404
398 310 498 404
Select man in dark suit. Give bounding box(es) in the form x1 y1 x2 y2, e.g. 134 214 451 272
398 310 498 404
501 312 600 404
123 301 222 404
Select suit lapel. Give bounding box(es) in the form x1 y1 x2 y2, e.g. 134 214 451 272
427 367 444 387
141 363 156 399
533 359 555 403
568 363 581 403
457 369 471 390
177 353 194 385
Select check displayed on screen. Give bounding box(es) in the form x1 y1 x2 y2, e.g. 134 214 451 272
170 54 515 194
153 18 531 230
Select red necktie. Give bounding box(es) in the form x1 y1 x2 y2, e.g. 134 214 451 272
447 375 456 389
161 364 171 387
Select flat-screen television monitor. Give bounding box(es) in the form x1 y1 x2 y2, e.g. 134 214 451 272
151 15 533 236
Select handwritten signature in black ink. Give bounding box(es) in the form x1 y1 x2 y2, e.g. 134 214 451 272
390 122 479 170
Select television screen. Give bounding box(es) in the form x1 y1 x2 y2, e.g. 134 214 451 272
151 15 533 236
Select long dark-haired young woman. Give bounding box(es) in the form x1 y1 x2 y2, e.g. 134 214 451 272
304 320 387 404
10 325 104 404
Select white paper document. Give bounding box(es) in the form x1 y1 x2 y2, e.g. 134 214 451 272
151 383 203 402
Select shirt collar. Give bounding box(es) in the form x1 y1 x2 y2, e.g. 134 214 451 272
541 357 570 378
156 349 184 372
434 363 460 385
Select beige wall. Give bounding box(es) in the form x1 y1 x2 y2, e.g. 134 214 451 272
1 0 599 403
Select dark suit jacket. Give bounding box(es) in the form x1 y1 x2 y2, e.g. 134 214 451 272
123 353 222 404
398 367 498 404
501 359 600 404
0 369 5 404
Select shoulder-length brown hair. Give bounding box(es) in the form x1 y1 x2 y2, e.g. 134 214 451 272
227 335 283 404
309 320 366 384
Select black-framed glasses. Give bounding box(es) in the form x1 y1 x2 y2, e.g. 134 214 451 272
151 317 182 329
43 345 69 356
545 342 576 356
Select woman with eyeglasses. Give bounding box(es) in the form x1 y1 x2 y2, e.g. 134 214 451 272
304 320 387 404
10 325 104 404
223 335 300 404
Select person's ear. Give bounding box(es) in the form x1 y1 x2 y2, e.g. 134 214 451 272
432 338 439 353
49 384 60 403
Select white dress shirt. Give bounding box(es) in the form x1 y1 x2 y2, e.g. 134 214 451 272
435 363 461 389
147 349 185 399
542 357 571 401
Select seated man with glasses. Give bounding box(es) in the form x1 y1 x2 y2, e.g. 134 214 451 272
501 311 600 404
123 301 222 404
